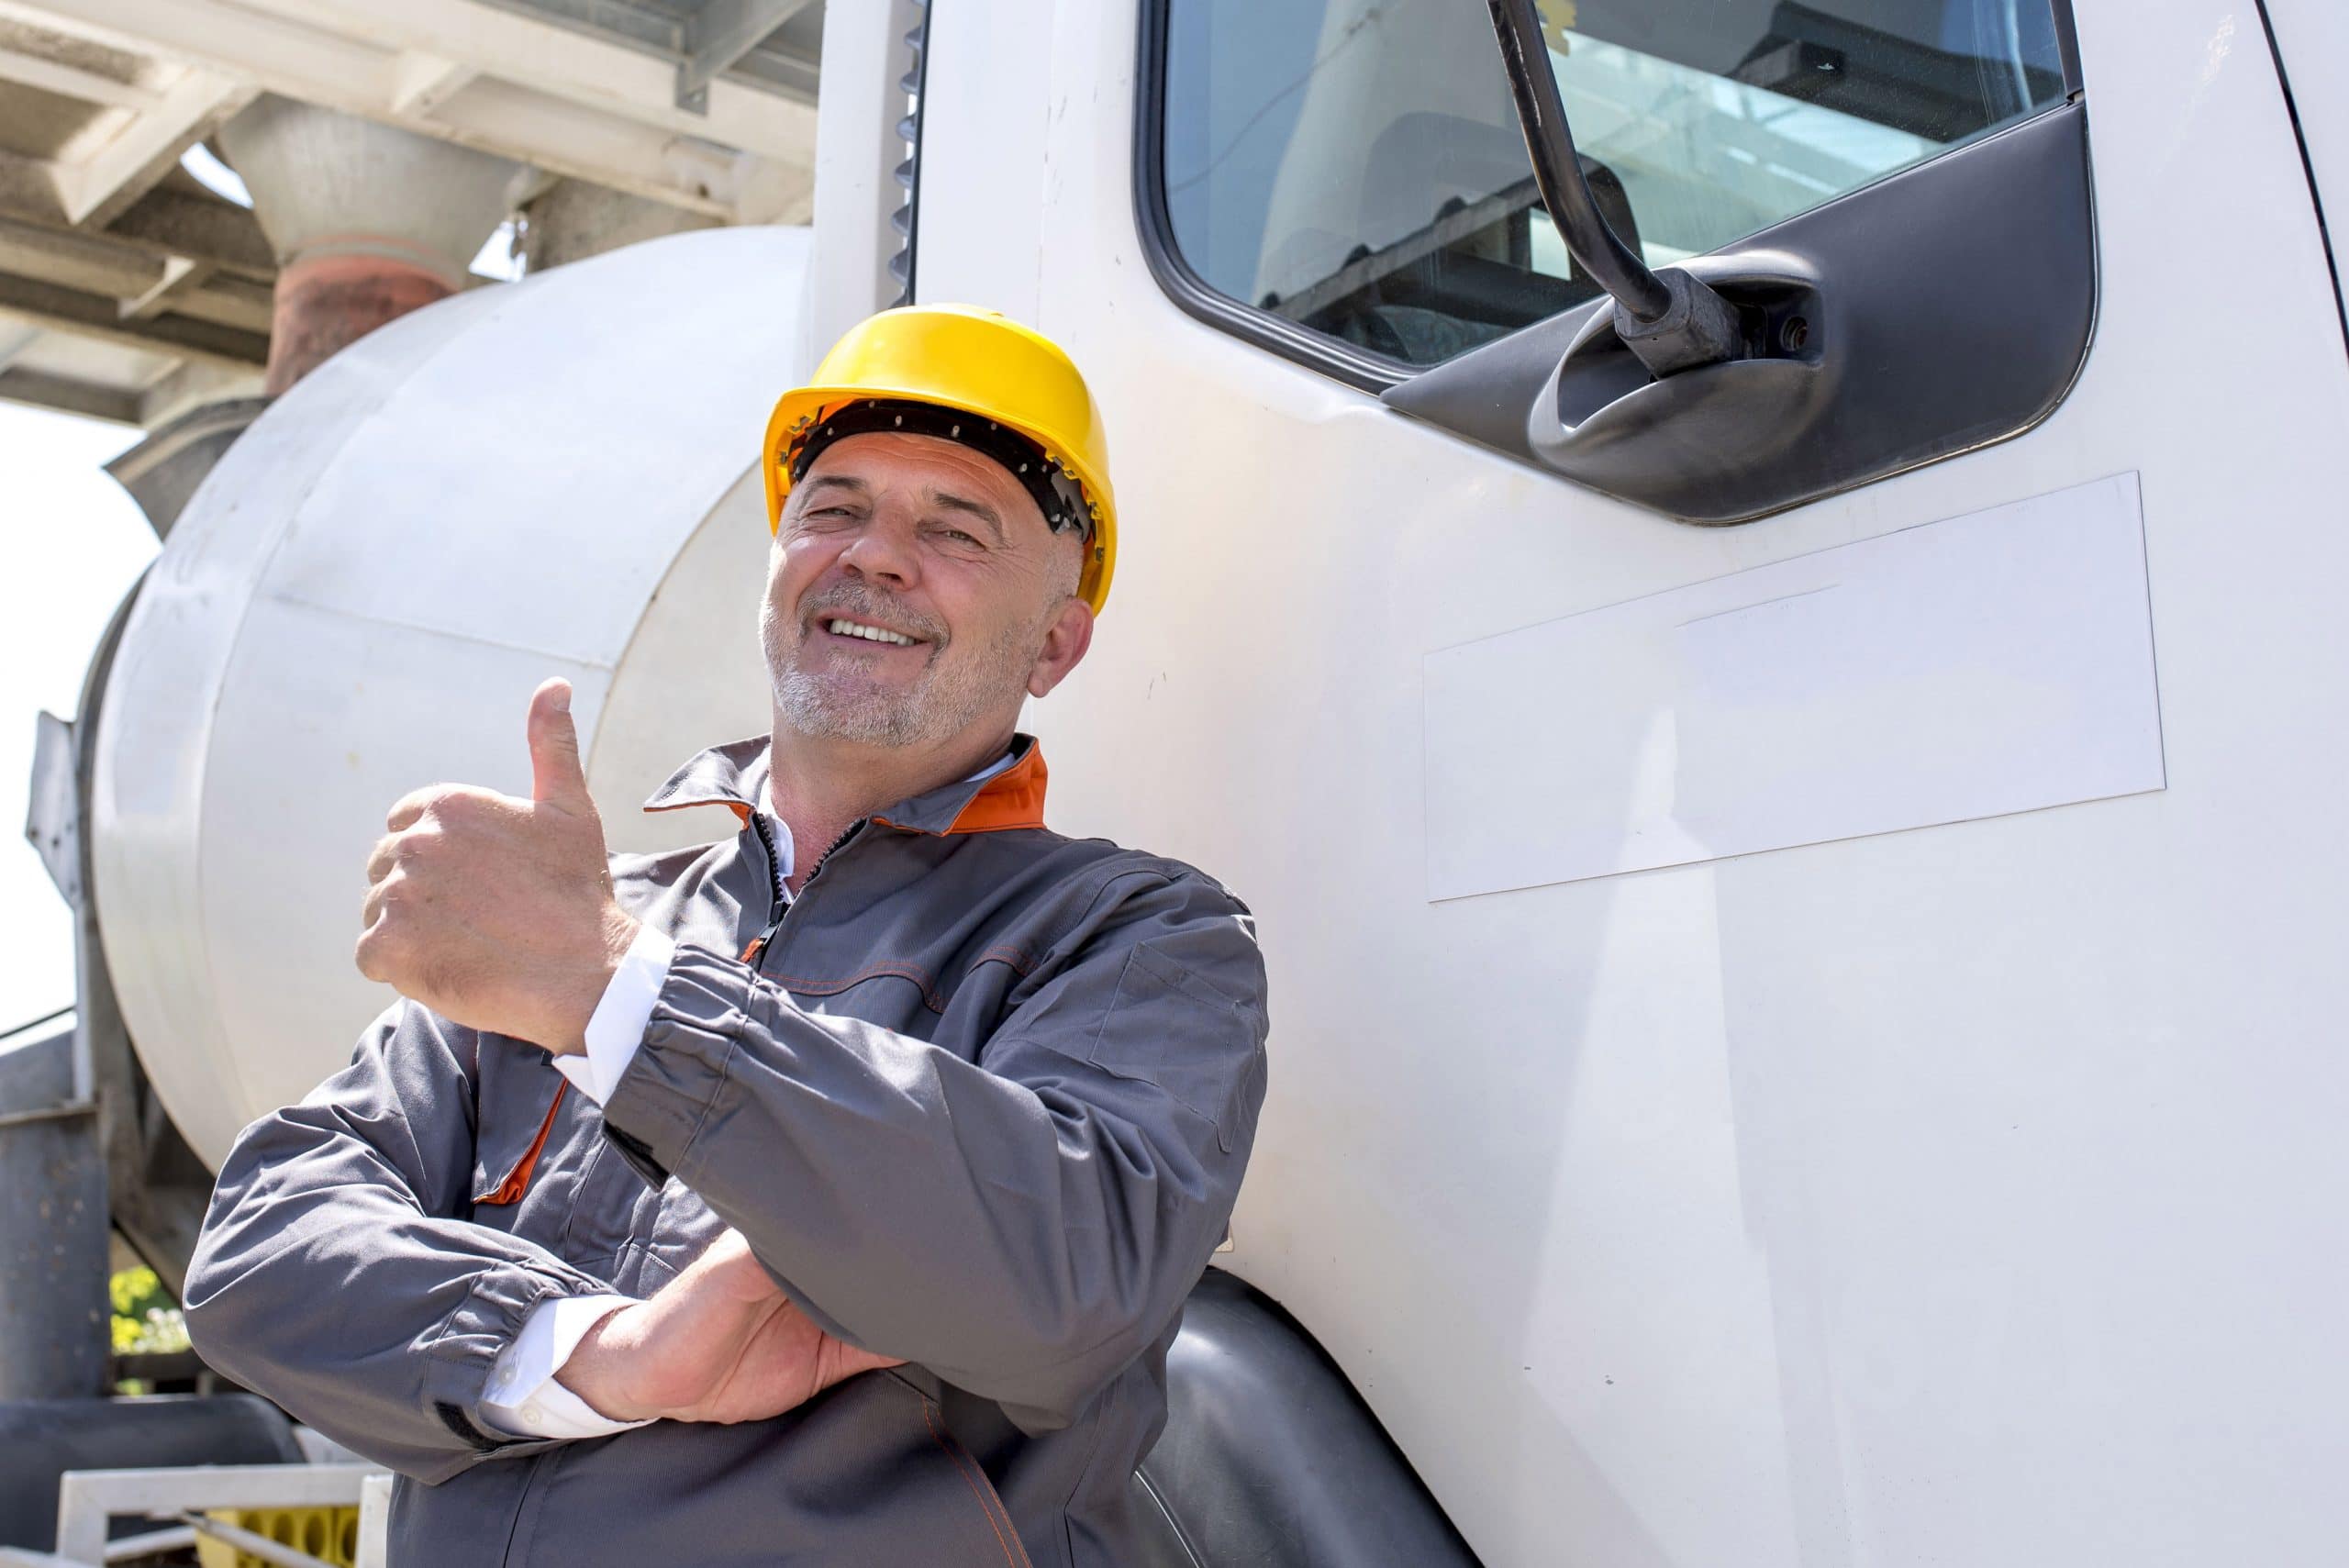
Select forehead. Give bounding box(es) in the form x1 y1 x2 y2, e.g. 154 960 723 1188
797 430 1043 528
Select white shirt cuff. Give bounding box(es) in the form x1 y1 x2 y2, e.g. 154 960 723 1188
557 923 675 1106
482 1294 650 1440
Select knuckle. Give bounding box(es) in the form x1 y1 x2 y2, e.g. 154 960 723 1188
430 786 498 826
392 784 477 824
360 874 408 932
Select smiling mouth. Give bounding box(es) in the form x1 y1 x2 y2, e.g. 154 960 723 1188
815 615 925 649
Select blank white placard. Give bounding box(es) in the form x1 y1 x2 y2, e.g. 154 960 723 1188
1422 473 2165 900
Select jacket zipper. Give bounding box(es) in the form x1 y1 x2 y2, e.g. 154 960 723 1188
727 804 1035 1560
740 810 788 964
740 811 868 967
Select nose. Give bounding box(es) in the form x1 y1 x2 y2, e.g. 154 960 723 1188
834 511 919 590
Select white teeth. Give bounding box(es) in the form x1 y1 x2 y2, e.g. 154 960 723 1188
825 617 914 646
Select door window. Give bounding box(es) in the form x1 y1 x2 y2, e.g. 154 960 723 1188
1151 0 2072 373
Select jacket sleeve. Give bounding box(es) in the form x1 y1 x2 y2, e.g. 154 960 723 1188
596 865 1271 1434
183 999 621 1484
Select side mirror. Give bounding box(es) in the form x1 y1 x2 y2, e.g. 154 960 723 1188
1403 6 2094 525
1483 0 1745 379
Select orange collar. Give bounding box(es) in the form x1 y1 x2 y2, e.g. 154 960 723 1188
884 743 1049 836
640 733 1050 837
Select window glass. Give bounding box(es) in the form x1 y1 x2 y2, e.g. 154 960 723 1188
1158 0 2069 369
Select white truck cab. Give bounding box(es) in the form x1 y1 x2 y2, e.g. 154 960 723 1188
919 2 2349 1561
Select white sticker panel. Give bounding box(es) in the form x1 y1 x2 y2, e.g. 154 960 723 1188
1423 473 2164 900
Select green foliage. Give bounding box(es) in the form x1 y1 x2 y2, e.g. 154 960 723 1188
109 1264 189 1356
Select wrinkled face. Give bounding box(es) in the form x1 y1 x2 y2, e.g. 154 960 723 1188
760 429 1091 750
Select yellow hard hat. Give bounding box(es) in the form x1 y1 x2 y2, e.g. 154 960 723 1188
763 304 1118 613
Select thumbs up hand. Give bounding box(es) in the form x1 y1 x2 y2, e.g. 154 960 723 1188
357 677 640 1056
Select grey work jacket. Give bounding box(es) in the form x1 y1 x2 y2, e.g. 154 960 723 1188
184 733 1270 1567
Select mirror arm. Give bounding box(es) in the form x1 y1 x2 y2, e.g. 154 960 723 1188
1483 0 1743 374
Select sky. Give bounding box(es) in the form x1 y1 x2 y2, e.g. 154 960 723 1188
0 401 157 1032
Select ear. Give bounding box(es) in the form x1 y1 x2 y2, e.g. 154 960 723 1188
1027 595 1095 699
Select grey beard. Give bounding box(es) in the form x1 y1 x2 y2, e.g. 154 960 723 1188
762 595 1034 748
772 662 931 745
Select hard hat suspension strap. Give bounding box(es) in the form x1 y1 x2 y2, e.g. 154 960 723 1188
785 397 1095 539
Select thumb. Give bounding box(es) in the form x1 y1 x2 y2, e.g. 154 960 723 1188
527 677 594 811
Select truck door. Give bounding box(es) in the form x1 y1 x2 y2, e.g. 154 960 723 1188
915 1 2349 1563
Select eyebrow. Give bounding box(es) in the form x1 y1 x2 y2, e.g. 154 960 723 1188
927 489 1006 547
796 474 869 508
797 472 1008 548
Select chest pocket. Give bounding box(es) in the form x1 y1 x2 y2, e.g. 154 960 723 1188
466 1043 658 1285
468 1040 565 1217
468 1051 727 1295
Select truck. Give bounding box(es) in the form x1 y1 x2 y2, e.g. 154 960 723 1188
6 0 2345 1562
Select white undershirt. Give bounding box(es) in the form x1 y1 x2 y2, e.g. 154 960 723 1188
481 751 1018 1440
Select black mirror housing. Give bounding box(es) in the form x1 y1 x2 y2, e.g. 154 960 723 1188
1383 101 2097 525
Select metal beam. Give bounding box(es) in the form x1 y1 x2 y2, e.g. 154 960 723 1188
117 253 208 318
675 0 815 115
0 271 266 366
0 209 271 319
0 147 66 226
0 0 811 158
387 50 477 117
54 66 256 228
155 268 271 333
0 41 160 110
0 363 141 422
724 44 817 106
281 0 813 152
0 211 173 299
471 0 818 105
430 80 744 217
0 320 39 367
102 185 276 274
0 0 808 218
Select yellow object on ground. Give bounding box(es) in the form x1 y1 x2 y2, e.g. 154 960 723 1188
763 303 1119 613
195 1506 359 1568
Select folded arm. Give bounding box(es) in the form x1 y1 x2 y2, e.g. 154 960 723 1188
183 1002 618 1483
591 867 1270 1433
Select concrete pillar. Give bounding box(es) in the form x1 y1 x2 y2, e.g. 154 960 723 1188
217 98 523 393
516 178 718 273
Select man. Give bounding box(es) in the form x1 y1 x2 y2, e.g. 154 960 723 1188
184 305 1271 1566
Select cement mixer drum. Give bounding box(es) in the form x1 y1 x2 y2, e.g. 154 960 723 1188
90 227 808 1168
